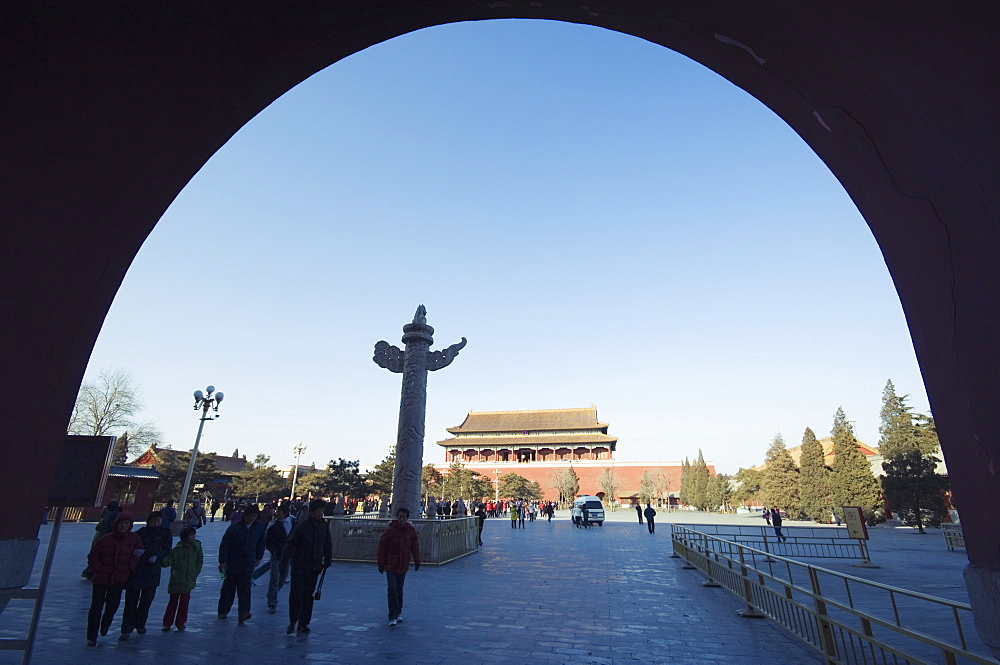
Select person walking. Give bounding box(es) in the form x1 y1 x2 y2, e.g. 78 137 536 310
763 508 772 526
222 499 234 523
260 505 294 614
119 511 172 639
635 502 643 524
217 504 265 623
282 499 332 634
517 502 526 529
474 504 486 546
771 507 787 542
581 505 590 529
210 499 221 523
643 503 656 534
85 512 143 646
376 507 421 627
160 526 203 631
160 500 177 533
82 500 121 580
184 499 206 530
510 503 518 529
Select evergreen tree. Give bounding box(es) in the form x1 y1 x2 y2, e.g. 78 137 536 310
798 427 832 522
679 458 691 506
689 450 711 510
111 432 130 465
879 379 918 460
325 458 366 500
498 473 543 501
758 433 800 515
154 452 219 501
440 462 491 500
365 450 395 496
732 467 762 507
912 413 941 457
421 463 442 499
706 473 733 512
231 454 286 502
830 407 883 523
881 450 949 533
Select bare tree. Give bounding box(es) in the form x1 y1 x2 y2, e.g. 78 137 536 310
598 468 620 508
68 368 162 461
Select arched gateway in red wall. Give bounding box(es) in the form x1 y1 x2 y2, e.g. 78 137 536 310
3 1 999 654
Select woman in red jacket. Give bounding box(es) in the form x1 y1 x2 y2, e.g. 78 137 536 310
86 512 143 646
376 507 421 627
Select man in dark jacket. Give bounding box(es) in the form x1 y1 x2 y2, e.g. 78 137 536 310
119 511 172 639
643 503 656 534
376 507 421 627
282 499 332 634
217 504 266 623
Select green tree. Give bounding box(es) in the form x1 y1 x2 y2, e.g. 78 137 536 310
598 468 620 508
912 413 941 457
295 467 329 498
440 462 490 500
879 379 918 460
798 427 832 522
707 473 733 512
758 433 800 515
231 454 286 502
679 458 690 506
365 449 395 496
421 463 443 499
687 450 711 510
497 473 542 500
830 407 884 523
881 450 949 533
549 466 580 504
155 451 219 501
732 467 762 507
325 458 366 499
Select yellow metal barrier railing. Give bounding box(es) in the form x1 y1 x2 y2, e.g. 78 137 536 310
671 524 995 665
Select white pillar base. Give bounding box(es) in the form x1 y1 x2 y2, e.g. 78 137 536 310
964 564 1000 659
0 538 40 615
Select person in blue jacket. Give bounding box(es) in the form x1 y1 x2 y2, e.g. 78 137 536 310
217 504 266 623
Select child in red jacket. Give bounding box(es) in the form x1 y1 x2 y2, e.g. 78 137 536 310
86 512 143 646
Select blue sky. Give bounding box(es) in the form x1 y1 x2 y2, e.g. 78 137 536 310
84 19 930 474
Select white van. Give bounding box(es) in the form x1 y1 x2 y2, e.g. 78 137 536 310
572 496 606 526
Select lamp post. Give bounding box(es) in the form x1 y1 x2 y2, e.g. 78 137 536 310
177 385 223 521
289 441 307 500
494 468 500 502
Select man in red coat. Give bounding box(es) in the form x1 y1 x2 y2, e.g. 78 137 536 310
376 507 421 627
86 512 143 646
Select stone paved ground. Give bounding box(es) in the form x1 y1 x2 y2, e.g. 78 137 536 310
2 511 825 665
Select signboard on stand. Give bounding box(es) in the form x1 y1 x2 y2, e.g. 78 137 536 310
842 505 878 568
842 506 869 540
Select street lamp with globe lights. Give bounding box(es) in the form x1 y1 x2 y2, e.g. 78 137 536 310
177 385 223 521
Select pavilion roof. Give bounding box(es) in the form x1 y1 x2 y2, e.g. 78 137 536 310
437 433 618 447
447 407 608 434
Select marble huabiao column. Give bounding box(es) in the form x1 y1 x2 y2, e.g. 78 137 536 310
373 306 465 518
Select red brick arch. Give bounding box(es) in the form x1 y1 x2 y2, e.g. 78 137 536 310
4 2 999 650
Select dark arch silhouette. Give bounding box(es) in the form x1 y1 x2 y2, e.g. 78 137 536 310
3 2 998 652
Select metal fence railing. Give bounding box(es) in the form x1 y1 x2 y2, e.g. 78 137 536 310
671 524 994 665
673 523 872 563
327 516 479 565
942 525 966 552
